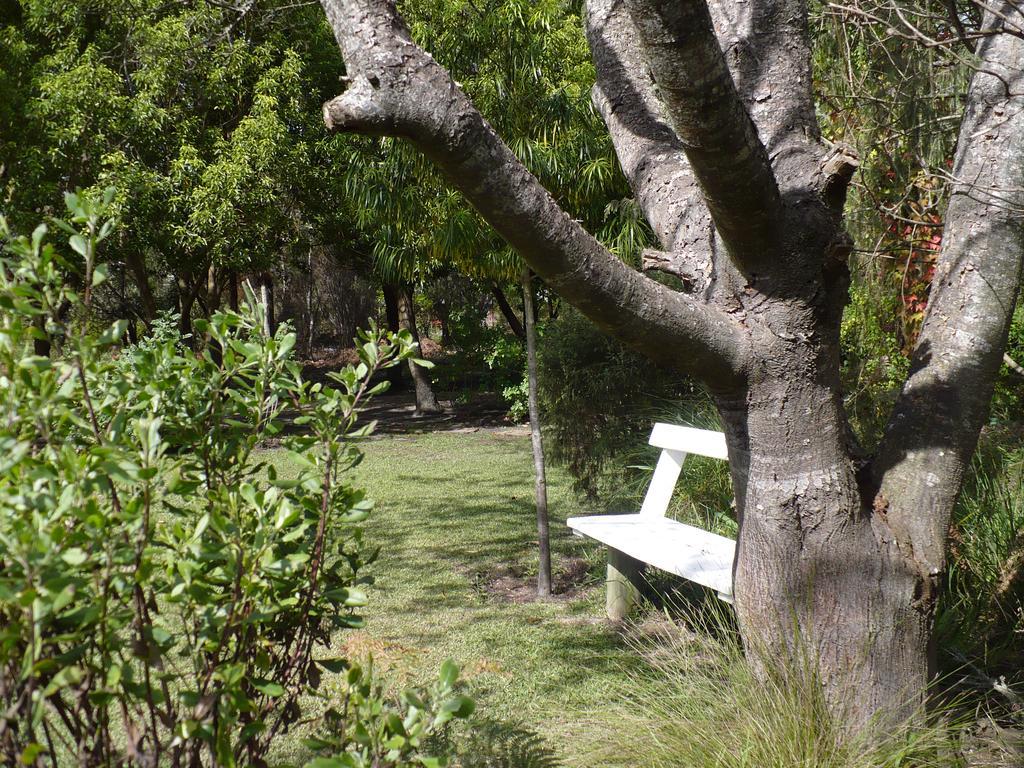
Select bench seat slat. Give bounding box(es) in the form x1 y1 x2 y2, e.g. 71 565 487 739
567 514 735 597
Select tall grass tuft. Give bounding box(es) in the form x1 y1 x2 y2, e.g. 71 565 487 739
941 432 1024 671
588 607 964 768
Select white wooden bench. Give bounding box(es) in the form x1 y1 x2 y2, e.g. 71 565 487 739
566 423 736 620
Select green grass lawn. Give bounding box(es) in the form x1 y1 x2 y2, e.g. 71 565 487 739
267 429 645 766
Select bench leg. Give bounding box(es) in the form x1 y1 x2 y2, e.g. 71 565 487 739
606 547 642 621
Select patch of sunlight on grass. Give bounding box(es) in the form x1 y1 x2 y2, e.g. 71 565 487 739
264 431 644 766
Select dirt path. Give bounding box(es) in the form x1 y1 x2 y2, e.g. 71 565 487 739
359 390 528 435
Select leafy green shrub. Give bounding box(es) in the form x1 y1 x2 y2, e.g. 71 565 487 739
839 271 910 449
303 660 473 768
0 192 470 767
485 332 528 421
537 307 705 499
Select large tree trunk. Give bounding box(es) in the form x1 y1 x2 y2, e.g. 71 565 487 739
397 286 442 415
523 271 552 597
318 0 1024 732
718 384 930 724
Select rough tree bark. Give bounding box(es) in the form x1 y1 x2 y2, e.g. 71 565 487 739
318 0 1024 730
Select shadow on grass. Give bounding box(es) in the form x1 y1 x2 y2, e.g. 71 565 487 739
451 717 562 768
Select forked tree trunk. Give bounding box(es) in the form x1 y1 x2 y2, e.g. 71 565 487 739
397 286 442 415
318 0 1024 731
522 271 552 596
717 384 930 722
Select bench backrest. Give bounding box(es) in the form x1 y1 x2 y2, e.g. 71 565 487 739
639 423 728 518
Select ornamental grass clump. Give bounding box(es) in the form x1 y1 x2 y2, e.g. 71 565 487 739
590 606 965 768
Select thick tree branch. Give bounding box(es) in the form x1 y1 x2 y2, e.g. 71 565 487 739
874 5 1024 579
491 284 525 341
622 0 783 274
709 0 823 177
816 143 861 210
319 0 748 384
585 0 714 280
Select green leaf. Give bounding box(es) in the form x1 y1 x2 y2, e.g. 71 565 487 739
252 679 285 697
51 583 75 613
69 234 88 257
61 548 88 566
18 353 51 373
239 483 258 506
438 660 459 687
20 743 46 765
92 261 109 287
98 319 129 345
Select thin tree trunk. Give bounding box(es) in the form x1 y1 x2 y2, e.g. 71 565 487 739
435 299 452 347
523 271 552 597
491 284 526 340
1004 352 1024 377
260 273 275 337
206 264 223 363
305 252 315 358
229 270 239 312
266 274 276 335
382 283 405 391
177 276 197 340
397 287 442 414
206 264 221 315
